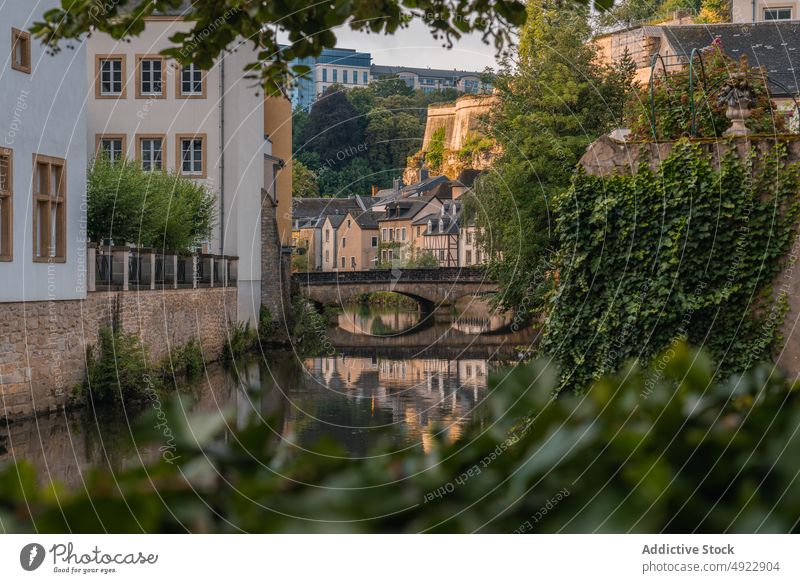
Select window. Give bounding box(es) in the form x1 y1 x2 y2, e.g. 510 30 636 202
402 227 407 241
178 64 205 98
363 71 368 84
322 68 327 82
96 135 126 163
326 229 331 242
466 250 472 264
96 55 126 97
137 56 164 98
340 256 345 268
0 148 12 260
351 256 356 268
343 70 348 84
342 237 346 249
347 219 351 228
11 28 31 74
353 70 358 84
176 134 206 177
137 135 165 171
466 231 473 244
381 228 386 240
325 250 330 263
371 236 378 247
32 154 66 262
333 69 338 82
764 7 792 19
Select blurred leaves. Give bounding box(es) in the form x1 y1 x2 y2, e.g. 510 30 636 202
1 341 799 533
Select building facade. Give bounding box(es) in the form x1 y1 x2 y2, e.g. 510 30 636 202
286 47 372 110
371 65 490 94
0 0 88 303
87 14 290 322
731 0 800 21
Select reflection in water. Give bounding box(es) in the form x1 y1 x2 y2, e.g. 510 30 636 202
279 354 489 456
336 303 421 335
1 302 528 488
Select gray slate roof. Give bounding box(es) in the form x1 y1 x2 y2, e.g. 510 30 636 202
293 198 361 220
661 21 800 97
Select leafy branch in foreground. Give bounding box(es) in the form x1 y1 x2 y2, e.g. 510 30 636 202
2 342 799 533
30 0 535 92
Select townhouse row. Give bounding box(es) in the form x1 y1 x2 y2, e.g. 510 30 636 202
292 170 485 272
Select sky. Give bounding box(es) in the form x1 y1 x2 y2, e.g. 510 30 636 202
279 20 503 73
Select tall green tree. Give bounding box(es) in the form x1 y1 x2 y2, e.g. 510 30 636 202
466 0 634 316
292 161 319 198
301 86 364 169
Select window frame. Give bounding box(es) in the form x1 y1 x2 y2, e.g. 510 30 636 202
95 134 127 163
136 54 166 99
31 154 67 263
11 28 31 74
136 134 166 172
0 147 13 261
763 6 793 19
175 133 207 178
176 64 206 99
371 236 378 248
95 54 127 99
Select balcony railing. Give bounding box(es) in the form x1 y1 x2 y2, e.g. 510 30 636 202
88 244 238 292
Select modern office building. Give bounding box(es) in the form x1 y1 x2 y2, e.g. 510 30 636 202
285 47 372 110
371 65 490 94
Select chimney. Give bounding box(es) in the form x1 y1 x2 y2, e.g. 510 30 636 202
392 178 400 191
420 166 429 181
371 185 379 196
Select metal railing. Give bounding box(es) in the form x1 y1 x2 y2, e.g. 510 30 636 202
88 244 238 292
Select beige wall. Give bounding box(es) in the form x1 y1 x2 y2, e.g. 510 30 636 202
732 0 799 21
337 214 378 270
264 94 293 245
321 218 337 271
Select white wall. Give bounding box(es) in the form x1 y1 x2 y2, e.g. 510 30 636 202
0 0 87 302
87 20 266 322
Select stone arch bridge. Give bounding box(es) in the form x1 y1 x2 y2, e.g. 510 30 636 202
293 268 497 311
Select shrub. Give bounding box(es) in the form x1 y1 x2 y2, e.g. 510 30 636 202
291 297 330 356
223 321 257 363
425 127 446 172
87 155 216 250
257 305 275 344
84 327 157 404
627 46 786 140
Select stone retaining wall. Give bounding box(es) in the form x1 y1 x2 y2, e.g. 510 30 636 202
0 287 236 421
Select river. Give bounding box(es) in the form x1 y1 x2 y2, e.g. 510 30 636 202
0 299 536 487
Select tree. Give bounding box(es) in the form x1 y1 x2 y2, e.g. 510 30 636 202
370 76 415 98
291 107 309 154
365 109 424 171
87 155 215 250
292 161 319 198
29 0 532 92
301 86 364 169
466 0 634 317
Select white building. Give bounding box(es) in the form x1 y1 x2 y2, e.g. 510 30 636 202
0 0 88 303
86 11 274 322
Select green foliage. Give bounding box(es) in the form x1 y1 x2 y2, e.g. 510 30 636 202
296 83 462 197
544 141 800 389
84 327 156 404
176 339 204 381
457 132 495 161
29 0 528 92
87 156 215 250
291 297 331 356
257 305 276 344
4 341 800 532
628 47 785 140
292 250 310 272
291 160 319 198
425 127 446 172
223 321 257 364
467 0 634 317
301 86 363 169
596 0 700 28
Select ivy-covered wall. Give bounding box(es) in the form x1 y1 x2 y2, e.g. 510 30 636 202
544 139 800 389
